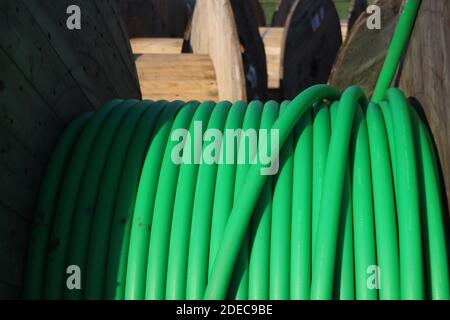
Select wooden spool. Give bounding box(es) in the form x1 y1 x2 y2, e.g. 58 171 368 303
280 0 342 100
398 0 450 211
250 0 268 27
271 0 296 27
259 27 284 90
186 0 246 101
133 0 266 102
0 0 139 298
329 0 403 97
229 0 268 100
118 0 190 38
348 0 368 31
260 0 343 96
273 0 363 41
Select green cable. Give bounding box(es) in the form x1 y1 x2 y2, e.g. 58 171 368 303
410 108 450 300
248 101 278 300
144 101 204 300
290 107 312 300
350 105 378 300
365 102 400 300
84 101 156 299
205 85 340 299
166 102 231 299
43 99 123 299
123 100 187 300
26 83 449 300
228 100 263 300
64 100 138 300
330 101 354 300
270 101 293 300
387 89 425 299
310 86 366 300
185 101 231 299
23 111 93 299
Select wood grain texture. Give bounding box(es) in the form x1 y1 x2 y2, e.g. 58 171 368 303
131 38 183 54
0 0 139 298
259 27 283 89
399 0 450 209
190 0 246 101
136 54 219 101
329 0 402 97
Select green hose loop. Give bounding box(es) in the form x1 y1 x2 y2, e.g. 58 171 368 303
24 83 449 300
228 100 263 300
43 99 125 299
365 102 400 300
248 101 279 300
23 111 93 299
83 100 153 299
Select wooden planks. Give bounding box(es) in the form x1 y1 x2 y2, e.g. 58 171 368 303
259 27 283 89
190 0 247 101
136 54 219 101
399 0 450 210
131 38 183 54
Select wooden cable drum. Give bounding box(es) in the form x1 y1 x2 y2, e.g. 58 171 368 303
259 26 284 90
189 0 267 102
118 0 190 38
229 0 268 100
0 0 139 297
329 0 403 97
130 0 266 101
272 0 296 27
250 0 268 27
280 0 342 100
398 0 450 212
348 0 368 31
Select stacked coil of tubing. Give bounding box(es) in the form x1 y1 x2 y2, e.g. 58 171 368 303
23 84 449 300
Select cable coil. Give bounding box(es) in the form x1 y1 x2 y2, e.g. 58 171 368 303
23 0 450 300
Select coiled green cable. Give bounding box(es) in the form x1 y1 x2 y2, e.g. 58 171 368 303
23 0 450 300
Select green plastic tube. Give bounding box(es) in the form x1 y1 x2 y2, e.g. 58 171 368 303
23 111 93 299
43 99 123 299
248 101 278 300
